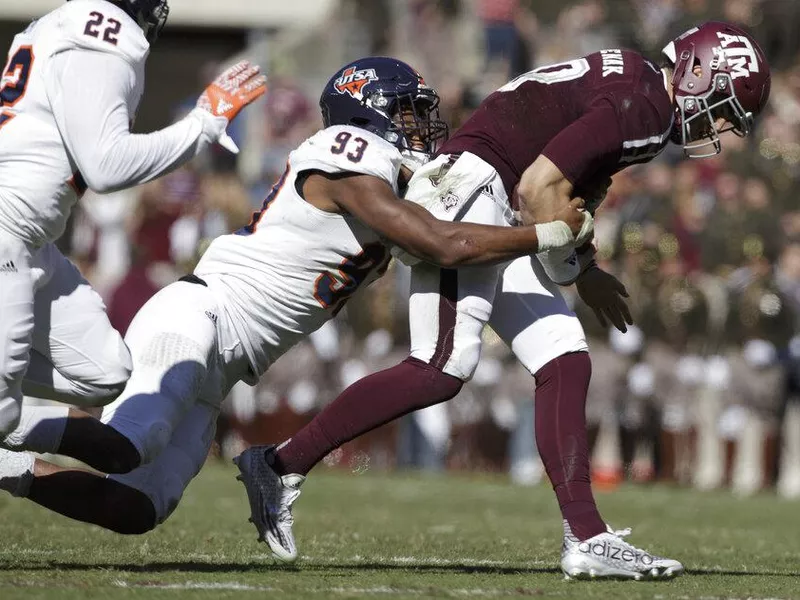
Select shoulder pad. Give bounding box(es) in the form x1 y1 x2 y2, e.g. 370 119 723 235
290 125 402 192
52 0 149 66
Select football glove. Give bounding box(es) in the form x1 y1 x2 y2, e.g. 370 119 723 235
196 60 267 153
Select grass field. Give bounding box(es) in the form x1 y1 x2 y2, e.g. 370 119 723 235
1 462 799 599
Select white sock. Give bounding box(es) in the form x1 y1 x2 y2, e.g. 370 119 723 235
0 448 34 497
563 519 573 538
2 405 70 453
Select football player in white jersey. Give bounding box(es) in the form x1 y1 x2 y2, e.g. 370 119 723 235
0 0 265 446
0 57 590 536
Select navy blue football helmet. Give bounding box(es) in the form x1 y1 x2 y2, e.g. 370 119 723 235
70 0 169 43
117 0 169 42
320 57 448 168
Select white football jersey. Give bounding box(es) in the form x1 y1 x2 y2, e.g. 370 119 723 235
0 0 148 246
195 125 402 379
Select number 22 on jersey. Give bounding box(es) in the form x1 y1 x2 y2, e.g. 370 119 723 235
0 46 34 130
0 12 124 131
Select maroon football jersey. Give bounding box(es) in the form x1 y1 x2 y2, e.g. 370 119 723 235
440 50 673 199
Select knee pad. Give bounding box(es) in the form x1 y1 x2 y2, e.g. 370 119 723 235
106 412 173 467
141 420 173 465
0 397 21 439
103 333 210 464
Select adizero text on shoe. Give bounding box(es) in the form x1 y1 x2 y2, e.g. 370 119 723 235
561 528 684 581
233 445 305 563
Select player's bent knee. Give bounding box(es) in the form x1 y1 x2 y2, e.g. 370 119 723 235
514 316 588 376
103 484 158 535
109 443 206 527
72 380 128 407
104 413 172 468
140 420 172 465
72 334 133 407
410 344 480 382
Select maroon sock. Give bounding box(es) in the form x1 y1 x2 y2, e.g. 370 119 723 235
534 351 605 541
272 357 463 476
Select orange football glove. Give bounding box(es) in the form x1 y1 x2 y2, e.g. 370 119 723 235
197 60 267 122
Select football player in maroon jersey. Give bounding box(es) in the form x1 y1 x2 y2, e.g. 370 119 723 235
239 21 771 580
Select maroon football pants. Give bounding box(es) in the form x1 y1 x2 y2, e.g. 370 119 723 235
272 351 605 541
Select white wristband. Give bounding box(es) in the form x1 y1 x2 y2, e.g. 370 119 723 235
537 247 581 286
534 220 574 253
188 107 230 146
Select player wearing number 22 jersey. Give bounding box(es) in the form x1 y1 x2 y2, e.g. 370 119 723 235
0 0 264 447
0 57 587 535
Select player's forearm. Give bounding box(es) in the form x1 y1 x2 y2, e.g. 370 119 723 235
85 109 224 193
381 201 541 268
435 222 544 267
49 50 227 194
386 198 575 268
518 181 574 227
516 156 574 226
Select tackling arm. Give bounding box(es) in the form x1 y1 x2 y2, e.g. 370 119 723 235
309 172 586 268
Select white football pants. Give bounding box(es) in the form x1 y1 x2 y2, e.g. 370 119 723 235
404 152 588 381
103 279 250 523
0 232 131 439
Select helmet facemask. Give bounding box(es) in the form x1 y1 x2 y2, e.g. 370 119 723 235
365 89 448 172
665 22 770 160
677 71 753 159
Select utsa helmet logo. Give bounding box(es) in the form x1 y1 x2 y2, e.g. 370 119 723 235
334 66 378 98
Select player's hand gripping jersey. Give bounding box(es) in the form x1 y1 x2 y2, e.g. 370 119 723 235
0 0 230 246
194 125 401 379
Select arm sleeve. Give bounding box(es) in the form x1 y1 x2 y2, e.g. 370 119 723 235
46 50 227 194
540 99 623 186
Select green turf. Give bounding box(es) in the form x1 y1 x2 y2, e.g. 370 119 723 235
1 462 799 599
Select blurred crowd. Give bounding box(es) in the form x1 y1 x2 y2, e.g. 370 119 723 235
53 0 800 498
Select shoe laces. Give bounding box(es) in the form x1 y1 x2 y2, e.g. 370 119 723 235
606 524 633 538
276 484 301 524
604 525 663 563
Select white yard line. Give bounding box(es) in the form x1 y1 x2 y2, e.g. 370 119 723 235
304 554 551 568
112 584 795 599
113 581 553 596
114 581 277 592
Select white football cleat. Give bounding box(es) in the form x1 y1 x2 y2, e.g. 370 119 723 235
233 445 305 563
561 522 684 581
